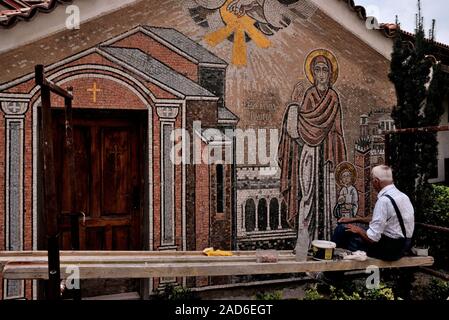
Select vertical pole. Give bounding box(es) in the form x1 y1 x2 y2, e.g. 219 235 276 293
64 87 79 249
36 65 61 300
64 89 81 301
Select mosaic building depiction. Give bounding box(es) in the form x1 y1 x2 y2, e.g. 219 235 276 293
0 0 449 299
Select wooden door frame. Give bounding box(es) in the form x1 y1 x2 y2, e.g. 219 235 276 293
35 108 151 299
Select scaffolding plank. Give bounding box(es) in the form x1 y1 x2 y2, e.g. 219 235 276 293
1 256 434 280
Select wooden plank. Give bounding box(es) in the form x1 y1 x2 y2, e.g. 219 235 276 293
0 253 295 268
0 251 293 271
0 250 273 257
2 256 434 280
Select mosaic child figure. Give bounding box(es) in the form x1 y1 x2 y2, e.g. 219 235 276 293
334 162 359 219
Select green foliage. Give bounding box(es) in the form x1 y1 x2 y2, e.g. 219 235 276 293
422 279 449 300
155 284 197 300
255 291 283 300
329 286 362 301
303 283 394 301
415 185 449 268
303 285 325 300
363 285 395 301
388 3 447 219
420 185 449 227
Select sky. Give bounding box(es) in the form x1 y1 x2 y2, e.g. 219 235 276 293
355 0 449 45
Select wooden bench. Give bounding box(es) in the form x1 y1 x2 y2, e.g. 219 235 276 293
0 251 434 280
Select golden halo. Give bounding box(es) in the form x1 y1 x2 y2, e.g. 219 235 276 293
305 49 339 85
335 162 357 188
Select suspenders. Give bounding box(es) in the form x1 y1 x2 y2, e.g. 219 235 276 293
384 194 408 239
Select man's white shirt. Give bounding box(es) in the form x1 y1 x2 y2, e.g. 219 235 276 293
367 185 415 242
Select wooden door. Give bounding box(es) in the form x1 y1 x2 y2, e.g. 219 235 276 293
51 109 145 297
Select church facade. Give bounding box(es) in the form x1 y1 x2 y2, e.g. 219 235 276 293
0 23 238 299
0 0 448 299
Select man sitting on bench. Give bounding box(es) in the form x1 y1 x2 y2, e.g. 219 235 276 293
332 165 414 261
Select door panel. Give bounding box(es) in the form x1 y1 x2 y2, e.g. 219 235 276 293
102 127 133 216
48 109 146 298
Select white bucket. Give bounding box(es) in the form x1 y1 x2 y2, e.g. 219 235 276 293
311 240 337 260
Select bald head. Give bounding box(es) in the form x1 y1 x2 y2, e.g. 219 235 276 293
372 165 394 192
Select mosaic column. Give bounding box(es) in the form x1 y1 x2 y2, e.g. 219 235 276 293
157 106 179 249
156 106 179 287
1 100 28 300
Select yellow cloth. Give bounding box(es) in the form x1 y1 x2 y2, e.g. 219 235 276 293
203 247 233 256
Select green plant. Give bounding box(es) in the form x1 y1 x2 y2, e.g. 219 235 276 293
329 286 361 301
415 185 449 268
303 283 395 301
420 185 449 227
155 284 197 300
303 285 325 300
388 1 447 221
422 279 449 300
364 284 395 301
255 291 283 300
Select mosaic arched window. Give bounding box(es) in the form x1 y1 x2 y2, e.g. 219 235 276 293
281 201 289 229
258 198 268 231
269 198 279 230
245 199 256 232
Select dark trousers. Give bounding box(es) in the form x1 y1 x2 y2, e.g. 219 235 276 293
332 224 412 261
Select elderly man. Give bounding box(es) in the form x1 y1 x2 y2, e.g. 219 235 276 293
331 165 414 261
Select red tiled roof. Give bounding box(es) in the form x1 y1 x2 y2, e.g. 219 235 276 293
0 0 72 28
342 0 449 52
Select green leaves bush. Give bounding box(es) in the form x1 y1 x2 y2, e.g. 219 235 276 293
303 283 394 301
255 291 283 300
415 185 449 268
154 284 198 300
422 279 449 300
420 185 449 227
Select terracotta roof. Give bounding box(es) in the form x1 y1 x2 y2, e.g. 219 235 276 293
0 0 72 28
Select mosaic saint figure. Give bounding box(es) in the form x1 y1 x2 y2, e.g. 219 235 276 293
333 162 359 219
279 49 347 241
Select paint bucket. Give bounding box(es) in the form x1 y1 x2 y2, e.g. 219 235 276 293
311 240 337 261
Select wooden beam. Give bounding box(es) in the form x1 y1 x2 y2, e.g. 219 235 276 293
0 250 270 257
0 251 294 270
35 65 73 100
416 223 449 234
1 256 434 280
386 125 449 134
419 267 449 281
